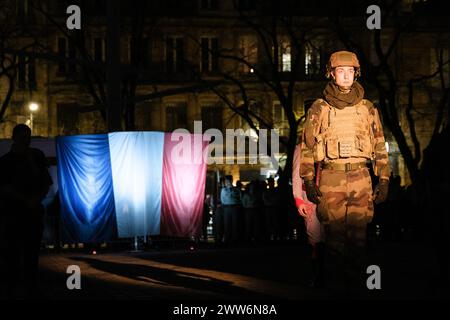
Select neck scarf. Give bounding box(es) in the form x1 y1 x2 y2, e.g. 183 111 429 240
323 81 364 109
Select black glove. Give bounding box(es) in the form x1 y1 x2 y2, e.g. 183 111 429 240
373 179 389 204
304 179 322 204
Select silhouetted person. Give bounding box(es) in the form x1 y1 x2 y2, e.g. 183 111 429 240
241 181 263 243
214 177 225 245
235 180 245 242
220 175 241 244
421 125 450 288
387 174 403 241
263 177 281 241
236 180 243 192
0 124 53 298
202 195 212 242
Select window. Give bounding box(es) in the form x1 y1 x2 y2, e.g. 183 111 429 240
129 37 152 67
17 0 27 21
236 0 256 10
57 103 79 135
166 37 184 73
18 55 26 89
89 0 106 16
201 106 223 131
57 37 77 76
17 54 37 90
57 37 67 75
94 37 104 62
134 102 152 130
200 0 218 10
248 100 263 128
130 37 152 67
28 57 36 90
142 38 152 67
201 37 219 73
273 38 291 72
68 40 77 73
165 103 187 131
305 42 321 75
236 101 262 141
281 46 291 72
239 35 258 73
17 0 35 23
273 102 288 136
272 102 286 123
430 47 450 87
56 0 71 13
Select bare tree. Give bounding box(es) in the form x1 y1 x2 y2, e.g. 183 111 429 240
187 1 329 196
28 0 220 131
0 0 39 123
331 0 449 184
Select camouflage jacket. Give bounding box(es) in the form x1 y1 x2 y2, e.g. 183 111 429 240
299 98 391 181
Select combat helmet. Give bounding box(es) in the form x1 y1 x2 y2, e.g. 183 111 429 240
325 51 361 79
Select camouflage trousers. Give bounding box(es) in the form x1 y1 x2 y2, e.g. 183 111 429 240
317 167 374 259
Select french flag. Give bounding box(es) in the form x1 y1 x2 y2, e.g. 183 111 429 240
56 132 208 243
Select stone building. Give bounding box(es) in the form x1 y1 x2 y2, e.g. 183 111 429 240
1 0 448 187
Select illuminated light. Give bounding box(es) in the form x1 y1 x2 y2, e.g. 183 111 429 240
29 102 39 112
385 141 389 153
250 68 254 73
282 52 291 72
92 250 97 255
375 225 381 237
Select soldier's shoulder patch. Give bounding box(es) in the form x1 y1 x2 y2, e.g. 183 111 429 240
314 98 329 107
361 99 376 113
309 98 329 114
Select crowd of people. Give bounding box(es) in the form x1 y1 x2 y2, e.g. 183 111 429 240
202 175 302 246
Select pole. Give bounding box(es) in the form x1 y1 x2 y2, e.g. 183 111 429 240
30 112 33 133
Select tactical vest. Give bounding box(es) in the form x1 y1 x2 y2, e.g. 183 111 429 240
313 100 373 161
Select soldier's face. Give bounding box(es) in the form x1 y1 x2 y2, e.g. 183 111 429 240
332 66 355 89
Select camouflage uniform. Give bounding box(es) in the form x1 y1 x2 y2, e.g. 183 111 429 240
300 96 390 257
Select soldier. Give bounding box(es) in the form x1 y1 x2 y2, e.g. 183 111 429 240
299 51 390 291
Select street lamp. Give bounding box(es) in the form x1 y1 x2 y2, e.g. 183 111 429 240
29 102 39 134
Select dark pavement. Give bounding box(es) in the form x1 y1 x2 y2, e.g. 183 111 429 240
15 240 447 300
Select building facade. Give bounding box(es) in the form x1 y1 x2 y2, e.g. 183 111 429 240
1 0 448 186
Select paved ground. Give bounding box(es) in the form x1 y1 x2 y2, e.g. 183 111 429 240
2 240 449 300
35 240 450 300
